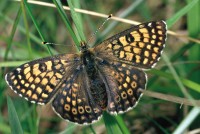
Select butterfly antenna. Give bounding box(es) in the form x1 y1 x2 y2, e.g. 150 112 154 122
42 42 72 46
87 14 112 44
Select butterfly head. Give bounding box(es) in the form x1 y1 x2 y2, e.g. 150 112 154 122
80 41 88 53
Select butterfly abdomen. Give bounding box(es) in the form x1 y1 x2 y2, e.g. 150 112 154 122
81 50 108 109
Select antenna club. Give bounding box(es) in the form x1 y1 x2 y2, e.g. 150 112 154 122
42 41 47 45
108 14 113 18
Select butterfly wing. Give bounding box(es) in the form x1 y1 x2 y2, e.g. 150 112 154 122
52 66 103 124
5 54 81 105
94 20 167 69
96 61 147 114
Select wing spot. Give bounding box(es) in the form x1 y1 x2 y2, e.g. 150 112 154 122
26 90 32 97
41 78 48 85
144 51 149 57
41 93 48 98
143 58 148 64
147 45 152 49
133 48 141 54
72 108 78 115
127 89 133 95
125 52 134 61
151 40 155 44
72 100 76 106
21 80 25 84
66 97 71 102
55 73 62 79
121 91 127 99
152 53 157 59
133 74 138 80
131 81 137 88
113 45 121 50
152 35 156 39
32 94 38 100
126 77 130 83
158 30 163 35
154 47 159 53
138 42 145 48
46 72 54 78
64 104 70 111
60 98 64 105
24 67 30 74
85 106 92 113
21 89 26 94
25 72 31 79
135 55 141 63
78 106 84 114
36 87 42 94
157 25 162 29
119 51 125 58
123 82 128 88
30 84 35 89
18 75 22 79
46 85 53 93
139 28 148 33
11 75 15 80
25 83 29 87
13 80 17 85
119 36 128 46
159 37 163 40
143 38 149 43
28 77 34 83
152 29 155 33
124 46 132 52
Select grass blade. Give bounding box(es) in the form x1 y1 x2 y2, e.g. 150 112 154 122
67 0 86 41
7 96 23 134
53 0 80 50
166 0 199 28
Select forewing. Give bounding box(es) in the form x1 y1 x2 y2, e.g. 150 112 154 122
98 61 147 114
5 54 80 105
94 20 167 69
52 67 103 125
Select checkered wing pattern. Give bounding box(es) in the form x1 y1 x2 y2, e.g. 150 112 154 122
96 60 147 114
52 67 103 124
5 54 80 105
95 20 167 69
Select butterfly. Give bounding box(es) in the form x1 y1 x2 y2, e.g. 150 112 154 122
5 20 167 125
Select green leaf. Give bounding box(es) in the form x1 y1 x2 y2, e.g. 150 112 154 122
53 0 80 50
103 112 124 134
166 0 199 28
7 96 24 134
67 0 86 42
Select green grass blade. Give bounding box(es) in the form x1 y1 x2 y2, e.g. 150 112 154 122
173 107 200 134
3 7 21 61
166 0 199 28
187 0 200 82
7 96 24 134
68 0 86 41
20 1 32 59
149 69 200 93
23 0 52 55
98 0 144 43
53 0 80 50
115 115 130 134
103 112 123 134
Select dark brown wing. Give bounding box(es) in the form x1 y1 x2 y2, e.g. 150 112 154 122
96 61 147 114
5 54 81 105
94 20 167 69
52 66 103 125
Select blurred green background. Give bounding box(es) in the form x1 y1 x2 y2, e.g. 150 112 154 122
0 0 200 134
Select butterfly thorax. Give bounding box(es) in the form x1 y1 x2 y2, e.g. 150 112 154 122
81 42 108 109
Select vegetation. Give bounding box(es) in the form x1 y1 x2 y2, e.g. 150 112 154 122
0 0 200 133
